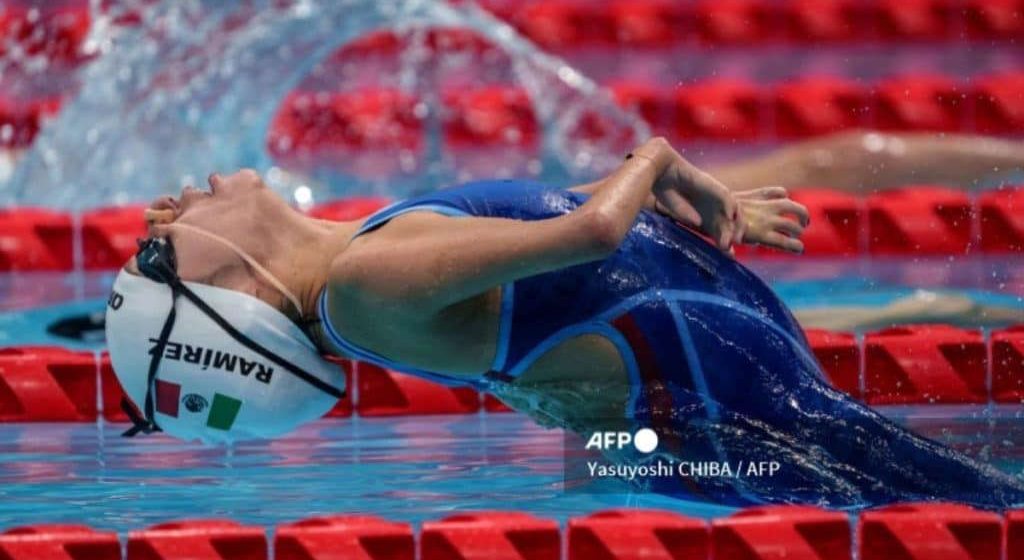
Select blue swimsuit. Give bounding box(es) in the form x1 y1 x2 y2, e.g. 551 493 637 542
320 179 1024 509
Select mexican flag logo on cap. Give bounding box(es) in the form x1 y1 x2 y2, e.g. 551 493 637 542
155 380 242 431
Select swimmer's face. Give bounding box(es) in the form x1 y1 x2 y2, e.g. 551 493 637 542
129 169 296 305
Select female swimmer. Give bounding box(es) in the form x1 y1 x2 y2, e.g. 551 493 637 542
106 137 1024 509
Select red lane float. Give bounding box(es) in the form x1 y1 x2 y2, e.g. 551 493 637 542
127 520 267 560
972 72 1024 135
0 346 97 422
512 2 615 49
979 186 1024 253
0 207 73 271
675 79 764 140
82 205 148 270
965 0 1024 39
992 325 1024 404
568 509 708 560
99 352 129 422
858 503 1003 560
0 96 62 149
773 78 869 138
783 0 876 43
877 0 953 40
275 514 413 560
0 5 90 65
866 186 972 255
790 188 863 256
609 0 689 47
1008 509 1024 560
0 524 120 560
321 358 354 418
695 0 777 44
421 511 559 560
804 329 861 398
479 397 512 413
268 89 424 161
356 363 480 417
874 75 964 132
442 86 539 150
609 81 673 137
863 325 987 405
712 506 851 560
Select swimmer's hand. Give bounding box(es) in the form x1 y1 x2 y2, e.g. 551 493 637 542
735 187 809 254
651 153 743 252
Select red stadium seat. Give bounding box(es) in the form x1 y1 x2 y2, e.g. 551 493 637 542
275 514 413 560
695 0 779 45
980 186 1024 253
81 204 148 270
128 519 267 560
442 86 539 149
790 188 864 256
0 524 120 560
0 346 98 422
609 0 690 47
866 186 973 255
712 506 851 560
568 509 708 560
877 0 954 40
863 325 987 405
873 75 965 132
773 77 870 138
675 79 765 140
356 363 480 417
421 511 559 560
992 325 1024 404
972 72 1024 135
0 207 73 271
859 503 1003 560
805 329 861 398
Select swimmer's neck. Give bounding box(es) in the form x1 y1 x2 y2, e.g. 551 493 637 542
272 211 364 328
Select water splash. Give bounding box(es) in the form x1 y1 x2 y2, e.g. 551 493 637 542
5 0 647 210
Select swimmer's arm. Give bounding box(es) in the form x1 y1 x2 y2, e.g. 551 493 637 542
330 138 677 313
709 131 1024 192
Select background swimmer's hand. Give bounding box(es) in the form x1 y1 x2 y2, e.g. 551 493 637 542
735 187 809 254
651 150 742 252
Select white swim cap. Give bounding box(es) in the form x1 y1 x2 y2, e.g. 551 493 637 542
105 230 344 444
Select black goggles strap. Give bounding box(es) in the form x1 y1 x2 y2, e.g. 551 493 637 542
122 289 178 437
167 277 345 400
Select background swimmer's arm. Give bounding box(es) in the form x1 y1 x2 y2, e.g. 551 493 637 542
709 130 1024 192
330 138 684 313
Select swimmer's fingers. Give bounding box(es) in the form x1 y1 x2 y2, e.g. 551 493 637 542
760 231 805 254
736 186 788 200
770 199 810 226
771 215 806 238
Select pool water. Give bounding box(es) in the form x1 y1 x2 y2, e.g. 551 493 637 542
2 407 1024 531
